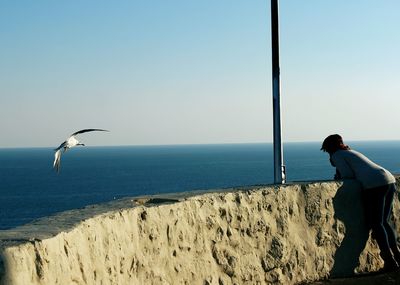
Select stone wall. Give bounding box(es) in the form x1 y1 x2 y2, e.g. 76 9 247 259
1 179 399 285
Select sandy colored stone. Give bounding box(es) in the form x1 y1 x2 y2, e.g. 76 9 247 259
1 179 400 285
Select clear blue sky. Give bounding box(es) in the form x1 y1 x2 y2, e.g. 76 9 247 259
1 1 399 147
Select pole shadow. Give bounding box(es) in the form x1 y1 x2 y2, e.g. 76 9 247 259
330 180 371 277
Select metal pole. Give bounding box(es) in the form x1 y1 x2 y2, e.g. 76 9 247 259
271 0 286 184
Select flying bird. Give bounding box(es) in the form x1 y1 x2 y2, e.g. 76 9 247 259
53 129 109 173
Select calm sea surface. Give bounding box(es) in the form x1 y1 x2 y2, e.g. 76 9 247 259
1 141 399 230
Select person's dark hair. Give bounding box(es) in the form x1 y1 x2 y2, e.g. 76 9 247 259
321 134 350 153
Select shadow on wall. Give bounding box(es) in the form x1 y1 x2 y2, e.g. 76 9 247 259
330 180 371 277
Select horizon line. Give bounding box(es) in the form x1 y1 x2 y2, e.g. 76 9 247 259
1 139 400 150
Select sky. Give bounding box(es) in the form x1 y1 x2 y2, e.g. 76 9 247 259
1 0 399 148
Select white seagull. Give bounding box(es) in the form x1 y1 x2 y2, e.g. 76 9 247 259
53 129 109 173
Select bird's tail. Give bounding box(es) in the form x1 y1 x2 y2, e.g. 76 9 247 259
53 149 62 173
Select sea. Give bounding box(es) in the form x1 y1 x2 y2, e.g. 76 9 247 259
1 141 400 230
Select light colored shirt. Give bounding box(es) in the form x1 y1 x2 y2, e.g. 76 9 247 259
331 149 395 189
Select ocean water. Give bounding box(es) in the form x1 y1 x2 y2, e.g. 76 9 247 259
1 141 399 230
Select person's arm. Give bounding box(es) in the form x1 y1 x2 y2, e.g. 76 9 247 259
329 155 341 179
334 169 341 180
329 157 335 167
331 152 355 179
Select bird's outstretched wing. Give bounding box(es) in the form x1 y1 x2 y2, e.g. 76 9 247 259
71 129 109 136
54 141 67 151
53 149 62 173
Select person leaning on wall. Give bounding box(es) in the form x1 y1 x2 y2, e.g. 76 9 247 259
321 134 400 272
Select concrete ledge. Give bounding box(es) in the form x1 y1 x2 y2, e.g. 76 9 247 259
1 179 400 285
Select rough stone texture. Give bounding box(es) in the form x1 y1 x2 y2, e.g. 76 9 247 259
1 179 400 285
